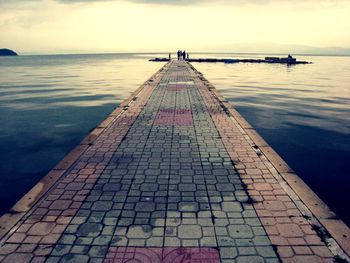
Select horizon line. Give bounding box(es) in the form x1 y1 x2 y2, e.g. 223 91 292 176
8 51 350 57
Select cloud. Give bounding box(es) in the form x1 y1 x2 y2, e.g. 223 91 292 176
1 0 349 52
53 0 350 4
0 0 349 9
57 0 198 5
0 0 199 5
2 0 349 6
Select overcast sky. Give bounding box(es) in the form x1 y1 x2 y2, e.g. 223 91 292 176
0 0 349 53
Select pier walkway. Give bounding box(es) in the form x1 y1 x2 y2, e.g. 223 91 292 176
0 61 349 263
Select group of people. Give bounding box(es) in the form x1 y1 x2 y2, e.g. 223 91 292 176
176 50 189 61
167 50 190 61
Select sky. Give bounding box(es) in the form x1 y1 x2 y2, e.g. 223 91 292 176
0 0 350 54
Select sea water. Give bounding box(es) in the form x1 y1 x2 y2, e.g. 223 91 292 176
0 53 349 226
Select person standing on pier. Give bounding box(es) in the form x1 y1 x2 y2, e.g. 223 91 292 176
183 50 186 60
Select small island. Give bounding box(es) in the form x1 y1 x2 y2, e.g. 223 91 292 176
0 48 18 56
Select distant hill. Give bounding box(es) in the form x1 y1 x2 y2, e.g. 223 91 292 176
0 48 18 56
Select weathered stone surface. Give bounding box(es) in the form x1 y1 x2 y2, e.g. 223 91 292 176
228 225 254 239
77 223 102 237
178 225 202 239
28 222 56 236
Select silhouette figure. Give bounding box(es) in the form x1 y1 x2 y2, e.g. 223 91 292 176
177 50 182 61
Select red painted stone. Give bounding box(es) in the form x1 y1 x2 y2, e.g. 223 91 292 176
104 247 220 263
163 248 220 263
155 109 193 126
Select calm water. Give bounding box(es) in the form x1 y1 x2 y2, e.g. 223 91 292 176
0 53 349 226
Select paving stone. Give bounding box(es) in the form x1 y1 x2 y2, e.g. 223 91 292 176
238 246 256 255
135 202 155 212
2 253 33 263
58 234 76 245
236 256 264 263
70 245 89 254
222 201 242 212
65 183 85 191
51 245 72 256
50 200 72 210
228 225 254 239
28 222 56 236
126 226 152 239
178 201 199 212
59 254 90 263
102 183 121 191
178 225 202 239
91 201 113 211
220 247 238 259
46 257 61 263
88 246 109 257
77 223 102 237
179 183 197 191
277 223 304 238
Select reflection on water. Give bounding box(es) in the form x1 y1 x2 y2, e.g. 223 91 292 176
193 54 350 226
0 54 164 214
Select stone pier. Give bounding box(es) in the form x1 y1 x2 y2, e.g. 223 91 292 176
0 61 349 263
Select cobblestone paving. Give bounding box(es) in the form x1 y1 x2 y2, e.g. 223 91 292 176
0 61 337 262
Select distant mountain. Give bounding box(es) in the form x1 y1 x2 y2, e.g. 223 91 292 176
0 48 18 56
